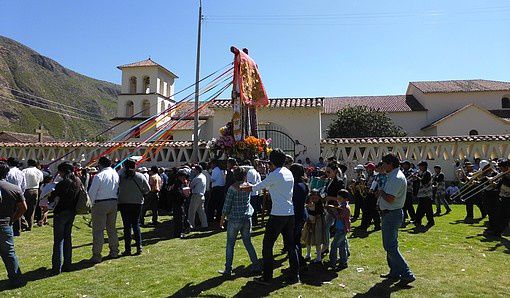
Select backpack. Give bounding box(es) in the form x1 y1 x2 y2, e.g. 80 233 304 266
75 181 92 214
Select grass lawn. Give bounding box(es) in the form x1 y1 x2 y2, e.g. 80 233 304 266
1 205 508 297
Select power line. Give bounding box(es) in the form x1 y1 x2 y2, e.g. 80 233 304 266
0 95 110 124
0 85 106 118
1 93 110 123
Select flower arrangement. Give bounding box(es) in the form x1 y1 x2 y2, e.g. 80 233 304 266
211 122 272 160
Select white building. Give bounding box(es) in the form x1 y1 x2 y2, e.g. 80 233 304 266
112 61 510 162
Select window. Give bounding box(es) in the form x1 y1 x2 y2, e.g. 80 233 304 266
125 101 134 117
129 77 137 94
142 100 151 117
502 97 510 108
160 101 165 113
469 129 479 136
159 79 164 95
143 76 150 94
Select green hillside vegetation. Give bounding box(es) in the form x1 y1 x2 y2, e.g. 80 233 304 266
0 35 119 140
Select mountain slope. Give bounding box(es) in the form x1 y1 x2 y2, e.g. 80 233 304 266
0 35 119 140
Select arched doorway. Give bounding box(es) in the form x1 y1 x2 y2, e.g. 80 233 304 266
259 122 296 156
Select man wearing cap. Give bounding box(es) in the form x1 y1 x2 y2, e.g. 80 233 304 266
413 161 434 228
88 156 120 263
378 153 415 285
463 162 487 224
432 165 451 215
400 161 416 226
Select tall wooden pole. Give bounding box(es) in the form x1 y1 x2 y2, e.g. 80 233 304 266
191 0 203 162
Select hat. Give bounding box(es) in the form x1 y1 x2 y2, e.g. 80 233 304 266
479 160 490 170
498 159 510 168
464 161 473 166
128 156 143 162
354 164 365 170
418 161 428 167
88 167 98 173
401 160 411 165
138 167 148 172
364 163 376 170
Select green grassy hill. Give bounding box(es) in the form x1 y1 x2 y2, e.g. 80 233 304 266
0 35 119 140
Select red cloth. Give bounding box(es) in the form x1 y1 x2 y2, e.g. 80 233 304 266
233 47 269 107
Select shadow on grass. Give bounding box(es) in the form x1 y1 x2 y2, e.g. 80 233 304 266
169 265 248 297
449 218 483 225
477 234 510 254
349 227 377 239
0 259 96 291
353 278 412 297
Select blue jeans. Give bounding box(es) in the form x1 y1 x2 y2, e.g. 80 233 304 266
381 209 414 278
329 229 349 266
225 217 260 274
0 224 22 282
52 210 76 273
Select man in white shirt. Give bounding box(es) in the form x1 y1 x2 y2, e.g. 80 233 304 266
188 165 208 230
208 160 226 222
88 156 120 263
22 159 43 231
242 149 299 285
242 160 262 225
6 157 27 236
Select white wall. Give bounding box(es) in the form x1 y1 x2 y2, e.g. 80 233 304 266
433 106 510 135
120 67 159 94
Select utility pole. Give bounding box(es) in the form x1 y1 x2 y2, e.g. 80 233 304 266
191 0 203 162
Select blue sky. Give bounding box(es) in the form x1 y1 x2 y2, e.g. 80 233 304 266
1 0 509 98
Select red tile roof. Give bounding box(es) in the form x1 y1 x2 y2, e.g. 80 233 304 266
321 135 510 145
0 141 209 148
172 102 214 118
410 80 510 93
211 98 323 109
169 120 207 131
323 95 426 114
117 58 178 78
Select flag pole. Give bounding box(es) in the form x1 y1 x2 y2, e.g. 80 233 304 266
191 0 203 162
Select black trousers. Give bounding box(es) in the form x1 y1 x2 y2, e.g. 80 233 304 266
485 190 501 231
415 196 434 226
465 193 486 219
263 215 299 280
172 202 188 237
352 195 362 219
207 186 225 221
118 204 143 252
250 195 262 225
403 192 416 222
494 198 510 235
360 193 380 229
141 192 159 225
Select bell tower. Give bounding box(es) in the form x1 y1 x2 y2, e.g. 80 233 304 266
111 58 178 140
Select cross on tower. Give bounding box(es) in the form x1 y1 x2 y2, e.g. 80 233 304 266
35 124 48 142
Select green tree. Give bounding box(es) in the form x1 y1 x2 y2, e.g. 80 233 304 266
327 105 407 138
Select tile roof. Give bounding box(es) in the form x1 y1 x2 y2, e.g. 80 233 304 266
0 131 55 143
172 102 214 118
323 95 426 114
0 141 209 148
169 119 207 131
410 80 510 93
211 98 324 109
117 58 178 78
321 135 510 145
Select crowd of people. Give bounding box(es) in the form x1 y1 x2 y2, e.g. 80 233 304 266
0 150 509 288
